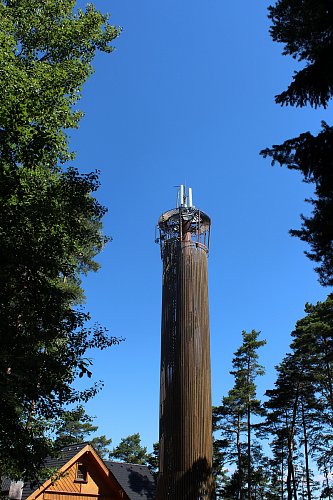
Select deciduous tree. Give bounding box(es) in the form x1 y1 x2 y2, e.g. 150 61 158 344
0 0 121 479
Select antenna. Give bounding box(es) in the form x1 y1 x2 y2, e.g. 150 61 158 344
188 187 193 208
174 185 195 209
180 184 187 207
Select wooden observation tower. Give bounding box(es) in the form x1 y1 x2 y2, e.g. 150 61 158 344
156 185 213 499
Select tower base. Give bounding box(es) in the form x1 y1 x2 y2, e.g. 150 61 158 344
157 464 214 499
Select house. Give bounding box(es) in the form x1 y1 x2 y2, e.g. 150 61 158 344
2 443 155 500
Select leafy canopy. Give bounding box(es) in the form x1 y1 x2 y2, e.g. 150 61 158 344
0 0 120 168
0 0 120 479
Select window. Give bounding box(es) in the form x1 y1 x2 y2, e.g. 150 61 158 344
76 463 87 482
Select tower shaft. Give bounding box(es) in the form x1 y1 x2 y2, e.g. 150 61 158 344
157 206 213 499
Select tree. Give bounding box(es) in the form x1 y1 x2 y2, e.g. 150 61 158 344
289 295 333 497
264 355 304 500
110 433 149 465
214 330 266 500
212 407 229 497
54 406 98 449
0 0 121 480
90 435 113 460
54 406 112 458
0 0 120 169
214 394 247 497
146 442 159 478
261 0 333 286
263 296 333 499
264 353 323 500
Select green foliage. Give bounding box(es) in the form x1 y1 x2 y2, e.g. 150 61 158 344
110 433 149 465
215 301 333 498
90 435 113 460
54 406 98 449
262 0 333 285
263 296 333 498
230 330 266 414
0 0 120 168
0 0 121 480
54 406 112 458
290 295 333 485
221 448 274 500
264 355 304 500
267 0 333 108
261 123 333 287
214 330 266 499
0 165 121 479
146 442 159 478
212 435 228 497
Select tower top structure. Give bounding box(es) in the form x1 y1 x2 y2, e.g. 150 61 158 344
156 184 211 258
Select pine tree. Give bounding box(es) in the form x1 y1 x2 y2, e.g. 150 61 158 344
214 330 266 500
54 406 98 449
265 355 305 500
110 433 149 465
53 406 112 459
146 442 159 478
289 295 333 495
89 435 113 460
261 0 333 286
264 348 322 500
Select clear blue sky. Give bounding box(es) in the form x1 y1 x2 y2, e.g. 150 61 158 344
70 0 330 452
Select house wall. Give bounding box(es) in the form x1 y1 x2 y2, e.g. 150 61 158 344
31 454 125 500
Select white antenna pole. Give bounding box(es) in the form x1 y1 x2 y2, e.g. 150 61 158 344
188 187 193 208
180 184 184 207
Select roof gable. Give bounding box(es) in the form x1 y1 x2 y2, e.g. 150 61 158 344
11 444 155 500
24 444 119 500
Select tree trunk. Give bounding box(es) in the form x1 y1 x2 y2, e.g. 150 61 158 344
237 412 244 500
281 438 285 500
247 400 251 500
291 462 297 500
286 431 293 500
323 461 331 500
286 381 300 500
301 402 311 500
247 357 252 500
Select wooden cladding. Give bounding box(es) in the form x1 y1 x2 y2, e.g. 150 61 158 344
44 494 113 500
157 240 213 499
